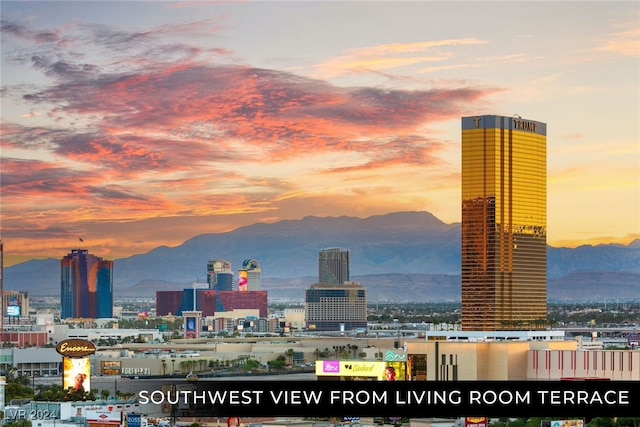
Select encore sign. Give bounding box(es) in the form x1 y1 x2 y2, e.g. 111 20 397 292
56 339 97 358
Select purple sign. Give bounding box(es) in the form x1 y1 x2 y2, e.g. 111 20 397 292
323 360 340 374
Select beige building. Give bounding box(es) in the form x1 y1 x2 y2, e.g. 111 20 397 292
305 282 367 332
283 308 306 330
405 339 577 381
92 337 393 375
528 348 640 381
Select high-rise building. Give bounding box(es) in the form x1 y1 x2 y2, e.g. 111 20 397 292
305 282 367 332
306 247 366 332
2 290 29 324
207 259 234 291
61 249 113 319
239 259 261 291
318 248 350 284
461 115 547 331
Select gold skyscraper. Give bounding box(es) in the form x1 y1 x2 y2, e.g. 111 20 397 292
461 115 547 331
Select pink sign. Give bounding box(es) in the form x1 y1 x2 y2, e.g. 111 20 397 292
323 361 340 374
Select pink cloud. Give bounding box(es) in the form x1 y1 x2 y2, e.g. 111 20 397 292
1 18 499 257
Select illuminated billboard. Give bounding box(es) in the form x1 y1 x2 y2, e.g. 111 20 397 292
550 421 584 427
101 360 121 376
238 270 248 292
6 305 21 317
63 356 91 394
315 360 386 379
7 296 21 317
184 313 201 339
383 349 409 381
384 362 408 381
466 418 488 427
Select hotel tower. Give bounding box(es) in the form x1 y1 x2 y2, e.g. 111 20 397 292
207 259 234 291
306 247 366 332
318 247 351 285
461 115 547 331
61 249 114 319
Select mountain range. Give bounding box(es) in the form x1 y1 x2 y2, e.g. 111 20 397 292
4 211 639 302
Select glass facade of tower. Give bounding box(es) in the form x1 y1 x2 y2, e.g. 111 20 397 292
61 249 113 319
318 248 350 284
461 115 547 331
207 259 234 291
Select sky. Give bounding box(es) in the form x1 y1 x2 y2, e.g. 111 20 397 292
1 1 639 267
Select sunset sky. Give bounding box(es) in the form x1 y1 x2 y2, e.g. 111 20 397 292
1 1 639 267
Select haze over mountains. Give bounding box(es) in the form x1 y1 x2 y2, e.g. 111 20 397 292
4 212 639 302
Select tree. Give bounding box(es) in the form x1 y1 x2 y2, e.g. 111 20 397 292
3 420 33 427
13 375 31 386
616 418 640 427
64 385 97 402
285 348 295 365
587 419 615 427
524 418 545 427
245 359 260 371
5 382 34 401
505 419 526 427
34 384 67 401
270 356 286 370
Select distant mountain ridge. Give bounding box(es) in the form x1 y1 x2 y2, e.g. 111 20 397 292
4 211 639 302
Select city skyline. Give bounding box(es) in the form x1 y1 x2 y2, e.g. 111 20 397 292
1 2 638 267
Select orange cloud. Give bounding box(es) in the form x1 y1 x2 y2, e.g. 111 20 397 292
314 38 487 78
0 19 498 260
596 28 640 57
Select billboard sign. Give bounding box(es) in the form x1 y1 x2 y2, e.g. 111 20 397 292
7 296 21 317
315 360 386 379
6 305 21 317
101 361 121 376
550 421 584 427
465 418 488 427
73 404 122 425
184 315 199 339
384 349 407 362
56 339 96 358
127 414 141 427
384 361 408 381
63 356 91 394
238 270 248 292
